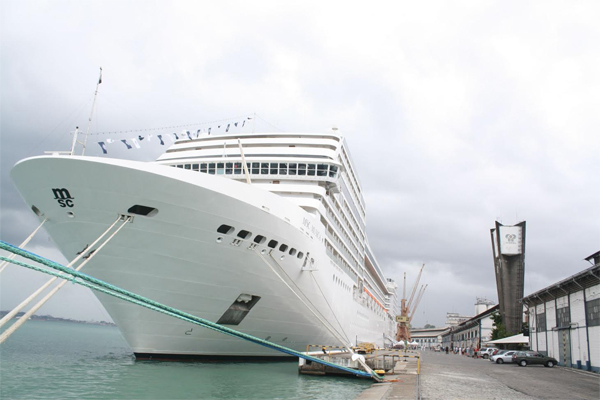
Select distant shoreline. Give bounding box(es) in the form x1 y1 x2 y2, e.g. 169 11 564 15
0 310 116 327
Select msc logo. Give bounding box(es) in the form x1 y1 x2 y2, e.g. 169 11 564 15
52 188 75 208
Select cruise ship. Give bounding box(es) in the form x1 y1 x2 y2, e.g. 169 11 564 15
11 131 399 359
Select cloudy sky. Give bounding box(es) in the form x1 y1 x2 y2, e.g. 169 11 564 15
1 1 598 329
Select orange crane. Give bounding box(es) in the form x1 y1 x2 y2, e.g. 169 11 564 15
395 264 427 342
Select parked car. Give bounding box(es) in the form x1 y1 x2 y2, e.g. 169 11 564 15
490 350 516 364
478 348 497 359
512 351 558 367
491 348 505 356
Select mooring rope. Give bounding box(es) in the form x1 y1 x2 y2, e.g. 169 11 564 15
0 216 123 330
0 240 382 381
0 217 130 342
0 217 47 274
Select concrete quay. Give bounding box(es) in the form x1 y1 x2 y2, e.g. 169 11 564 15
354 350 599 400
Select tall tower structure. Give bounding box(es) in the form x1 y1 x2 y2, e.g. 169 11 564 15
490 221 526 335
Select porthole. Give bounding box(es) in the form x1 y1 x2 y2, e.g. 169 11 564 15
280 255 285 260
297 251 304 259
254 235 266 244
67 211 75 218
289 248 297 256
217 224 235 234
268 240 278 249
237 230 252 239
260 249 267 255
216 237 223 243
279 244 288 252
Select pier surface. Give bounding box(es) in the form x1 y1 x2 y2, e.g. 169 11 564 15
355 350 599 400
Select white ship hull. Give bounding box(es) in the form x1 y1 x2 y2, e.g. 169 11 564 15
11 155 395 358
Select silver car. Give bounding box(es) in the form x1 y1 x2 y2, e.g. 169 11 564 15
490 350 517 364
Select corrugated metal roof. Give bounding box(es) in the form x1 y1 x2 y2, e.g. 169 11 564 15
521 263 600 305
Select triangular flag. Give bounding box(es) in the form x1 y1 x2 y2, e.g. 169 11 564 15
98 142 107 154
121 140 132 149
131 138 141 149
157 135 165 145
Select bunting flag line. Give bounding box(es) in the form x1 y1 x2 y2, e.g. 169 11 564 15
86 115 256 136
93 115 261 155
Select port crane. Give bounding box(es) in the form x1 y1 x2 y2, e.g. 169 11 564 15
395 264 427 342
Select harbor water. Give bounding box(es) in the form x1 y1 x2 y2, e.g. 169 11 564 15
0 320 370 399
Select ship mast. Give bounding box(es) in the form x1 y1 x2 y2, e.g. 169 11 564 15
81 67 103 156
70 68 102 156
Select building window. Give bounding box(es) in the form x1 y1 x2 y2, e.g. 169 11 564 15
556 306 570 328
586 298 600 327
536 312 547 332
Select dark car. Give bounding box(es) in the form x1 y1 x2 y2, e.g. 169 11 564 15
511 351 558 367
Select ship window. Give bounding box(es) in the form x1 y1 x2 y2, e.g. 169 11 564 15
297 251 304 259
251 163 260 174
289 163 297 175
177 164 184 168
237 230 252 239
289 248 297 256
261 163 269 174
200 164 207 173
217 224 235 234
217 163 225 175
279 244 288 252
226 162 233 174
307 164 316 176
270 163 278 174
185 164 191 170
279 163 287 175
298 164 306 176
329 165 338 178
268 240 278 248
234 163 243 174
317 164 328 176
208 163 216 174
253 235 266 244
193 164 199 171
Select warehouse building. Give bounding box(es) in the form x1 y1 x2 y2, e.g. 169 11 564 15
521 251 599 372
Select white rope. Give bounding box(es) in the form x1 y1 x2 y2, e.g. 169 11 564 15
257 251 378 377
308 270 351 344
256 250 350 346
0 216 130 343
0 218 48 274
0 216 122 329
